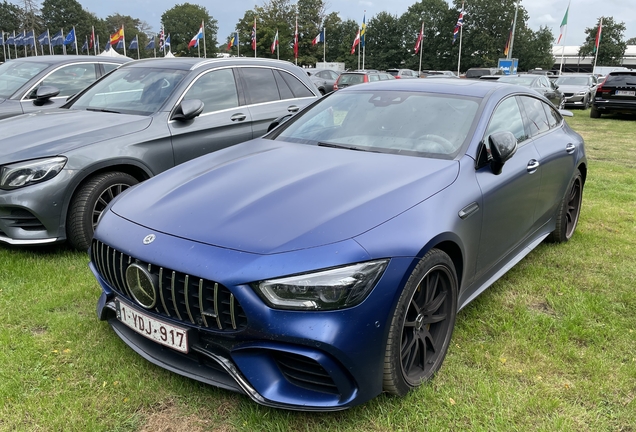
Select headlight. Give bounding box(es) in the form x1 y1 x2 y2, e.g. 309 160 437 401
0 157 67 190
252 260 388 310
577 91 587 95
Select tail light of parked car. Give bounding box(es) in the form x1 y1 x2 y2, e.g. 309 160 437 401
334 78 339 90
596 77 610 94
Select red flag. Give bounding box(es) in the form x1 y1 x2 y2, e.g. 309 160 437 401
271 30 278 54
351 29 360 54
293 16 298 58
594 19 603 53
251 18 256 51
89 28 94 49
414 23 424 54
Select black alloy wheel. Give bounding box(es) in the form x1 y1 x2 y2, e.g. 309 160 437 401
383 249 458 395
548 169 583 243
67 172 138 251
583 95 590 110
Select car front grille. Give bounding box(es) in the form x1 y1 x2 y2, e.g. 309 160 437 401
0 209 46 231
92 239 248 332
272 352 339 395
564 92 574 97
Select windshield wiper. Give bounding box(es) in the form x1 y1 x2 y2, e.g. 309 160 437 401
85 108 121 114
318 142 374 152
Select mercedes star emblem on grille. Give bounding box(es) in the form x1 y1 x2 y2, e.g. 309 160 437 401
143 234 156 245
125 263 158 309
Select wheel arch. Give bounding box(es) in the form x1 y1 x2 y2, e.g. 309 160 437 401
413 233 465 293
577 161 587 186
59 159 154 233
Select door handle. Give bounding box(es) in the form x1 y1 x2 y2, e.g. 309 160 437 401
287 105 300 113
230 113 246 122
565 143 576 154
527 159 540 173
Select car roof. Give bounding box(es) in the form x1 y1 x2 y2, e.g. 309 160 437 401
338 77 530 99
123 57 305 72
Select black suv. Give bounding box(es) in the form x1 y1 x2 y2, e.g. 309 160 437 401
591 71 636 118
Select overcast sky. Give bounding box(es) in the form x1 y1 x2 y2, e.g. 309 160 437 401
83 0 635 47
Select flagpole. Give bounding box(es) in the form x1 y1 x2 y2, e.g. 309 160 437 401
593 17 603 73
357 29 360 70
294 15 297 65
202 20 206 58
154 36 156 57
2 31 6 61
418 22 424 76
24 31 27 57
255 17 257 58
323 27 326 63
507 0 520 59
122 25 126 57
457 2 464 77
96 35 100 54
137 35 140 59
558 1 571 74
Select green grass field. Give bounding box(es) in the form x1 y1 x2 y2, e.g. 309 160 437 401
1 110 635 431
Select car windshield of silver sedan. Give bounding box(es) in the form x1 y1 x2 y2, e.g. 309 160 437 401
0 61 50 99
555 76 589 86
275 91 480 158
498 76 536 86
69 68 188 116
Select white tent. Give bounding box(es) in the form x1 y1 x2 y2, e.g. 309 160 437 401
164 51 175 58
98 49 132 60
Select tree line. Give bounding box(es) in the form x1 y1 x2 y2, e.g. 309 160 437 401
1 0 631 70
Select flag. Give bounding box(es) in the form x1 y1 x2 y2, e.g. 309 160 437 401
312 29 324 46
145 37 155 49
0 32 3 46
360 14 366 48
24 30 35 47
129 35 138 50
37 30 49 46
15 31 24 46
251 18 256 50
6 32 15 45
51 29 63 46
453 4 465 44
159 28 165 51
64 28 75 45
165 34 171 49
503 19 513 56
271 30 278 53
414 23 424 54
104 41 111 51
593 20 602 53
556 2 569 44
188 22 204 48
110 26 124 45
89 28 95 49
351 29 360 54
293 16 298 58
81 36 88 52
227 32 237 50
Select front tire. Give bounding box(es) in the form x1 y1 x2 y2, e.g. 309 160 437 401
590 105 601 118
583 95 590 110
547 169 583 243
67 172 138 251
383 249 458 396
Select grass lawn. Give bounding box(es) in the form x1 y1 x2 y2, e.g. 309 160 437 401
1 110 635 431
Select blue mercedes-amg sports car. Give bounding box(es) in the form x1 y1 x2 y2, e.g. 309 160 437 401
92 78 586 410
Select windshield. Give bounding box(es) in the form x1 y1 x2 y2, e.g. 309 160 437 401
556 76 589 86
338 74 365 85
0 60 50 99
275 91 480 158
498 76 536 86
70 67 188 115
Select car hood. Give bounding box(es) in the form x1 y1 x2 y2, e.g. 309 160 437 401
558 84 588 93
0 109 152 164
111 139 459 254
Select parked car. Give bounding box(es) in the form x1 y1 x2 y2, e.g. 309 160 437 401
333 70 395 89
387 68 418 79
478 75 503 81
92 78 586 411
465 67 503 79
555 74 598 109
497 74 565 108
305 68 340 95
590 71 636 118
0 55 130 120
0 57 319 250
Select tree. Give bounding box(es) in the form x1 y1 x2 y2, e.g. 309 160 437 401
161 3 218 57
512 26 555 71
627 37 636 45
41 0 91 54
0 1 22 33
365 12 404 71
327 18 360 70
578 17 627 66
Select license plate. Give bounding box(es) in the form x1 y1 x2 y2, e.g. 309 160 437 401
615 90 635 96
116 299 189 353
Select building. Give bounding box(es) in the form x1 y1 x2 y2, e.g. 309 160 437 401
552 45 636 72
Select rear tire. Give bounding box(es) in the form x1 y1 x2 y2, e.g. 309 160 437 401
590 105 601 118
67 172 138 251
383 249 458 396
547 169 583 243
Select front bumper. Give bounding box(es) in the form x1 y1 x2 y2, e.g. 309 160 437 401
0 169 74 245
92 212 414 410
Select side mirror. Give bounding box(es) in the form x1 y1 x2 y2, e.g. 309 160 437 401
489 131 517 175
559 109 574 117
267 114 293 133
172 99 204 121
33 86 60 106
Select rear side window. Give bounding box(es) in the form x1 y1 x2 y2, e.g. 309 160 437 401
102 63 120 74
485 96 527 144
279 70 313 98
241 68 280 104
519 96 550 137
542 103 562 129
338 74 364 85
183 68 239 114
28 63 98 99
604 73 636 86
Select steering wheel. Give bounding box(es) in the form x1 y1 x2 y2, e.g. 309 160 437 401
413 134 455 153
